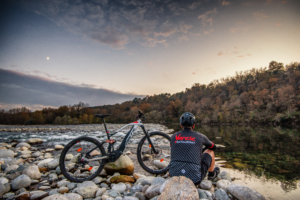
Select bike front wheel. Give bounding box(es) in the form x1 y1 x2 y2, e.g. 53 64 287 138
137 131 171 174
59 136 106 183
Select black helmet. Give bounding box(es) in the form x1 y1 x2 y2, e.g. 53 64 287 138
180 112 196 127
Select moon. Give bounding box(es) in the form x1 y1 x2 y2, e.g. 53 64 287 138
47 57 50 60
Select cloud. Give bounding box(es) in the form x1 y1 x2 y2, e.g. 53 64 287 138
266 0 273 5
203 29 214 35
20 0 198 49
222 1 230 6
282 0 288 3
188 2 201 10
276 22 282 26
0 103 56 111
0 68 144 109
217 51 223 56
198 8 217 26
238 55 243 58
253 12 268 20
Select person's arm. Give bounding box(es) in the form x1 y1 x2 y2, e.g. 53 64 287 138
202 134 216 153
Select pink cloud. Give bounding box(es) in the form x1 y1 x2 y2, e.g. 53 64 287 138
217 51 223 56
222 1 230 6
276 23 282 26
266 0 273 5
282 0 288 3
203 29 214 35
198 8 217 26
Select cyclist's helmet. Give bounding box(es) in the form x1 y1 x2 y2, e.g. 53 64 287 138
180 112 196 127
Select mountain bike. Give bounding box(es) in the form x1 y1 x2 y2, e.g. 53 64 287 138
59 111 171 182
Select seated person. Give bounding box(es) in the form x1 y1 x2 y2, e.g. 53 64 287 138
169 112 220 184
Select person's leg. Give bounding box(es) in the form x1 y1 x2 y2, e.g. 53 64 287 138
203 149 215 172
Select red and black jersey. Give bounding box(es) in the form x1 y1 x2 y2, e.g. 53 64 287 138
169 128 216 184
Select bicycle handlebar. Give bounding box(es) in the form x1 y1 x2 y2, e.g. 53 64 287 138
137 111 144 119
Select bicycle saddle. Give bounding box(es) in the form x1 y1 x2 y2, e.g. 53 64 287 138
95 114 111 118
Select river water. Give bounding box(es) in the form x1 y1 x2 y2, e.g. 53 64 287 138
0 124 299 199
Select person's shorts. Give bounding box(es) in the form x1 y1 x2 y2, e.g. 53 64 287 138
200 153 212 180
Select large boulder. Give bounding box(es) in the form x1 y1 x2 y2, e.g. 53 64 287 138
227 184 266 200
23 165 41 180
75 181 99 198
12 174 31 190
104 155 134 175
158 176 198 200
26 138 43 144
0 149 14 158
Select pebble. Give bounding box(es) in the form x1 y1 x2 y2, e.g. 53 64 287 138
45 148 55 152
112 182 126 193
130 185 143 193
93 176 103 184
100 183 110 189
55 145 64 150
58 186 69 194
12 174 31 190
96 188 107 197
200 180 212 190
39 186 51 190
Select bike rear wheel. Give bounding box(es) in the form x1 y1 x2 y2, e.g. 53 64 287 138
137 131 171 174
59 136 106 183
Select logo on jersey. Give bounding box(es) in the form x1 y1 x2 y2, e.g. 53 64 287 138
175 134 195 144
181 169 186 174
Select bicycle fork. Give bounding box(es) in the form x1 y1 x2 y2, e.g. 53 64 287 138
140 125 159 154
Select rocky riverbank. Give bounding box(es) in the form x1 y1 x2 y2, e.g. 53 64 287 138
0 125 266 200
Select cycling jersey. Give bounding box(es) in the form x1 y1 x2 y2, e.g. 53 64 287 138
169 128 216 184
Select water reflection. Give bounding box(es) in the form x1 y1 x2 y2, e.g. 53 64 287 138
167 124 300 192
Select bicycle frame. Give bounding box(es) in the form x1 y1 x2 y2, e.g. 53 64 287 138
85 118 158 162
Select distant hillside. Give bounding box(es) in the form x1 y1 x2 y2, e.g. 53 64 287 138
92 61 300 125
1 61 300 125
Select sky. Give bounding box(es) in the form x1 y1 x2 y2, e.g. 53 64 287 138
0 0 299 110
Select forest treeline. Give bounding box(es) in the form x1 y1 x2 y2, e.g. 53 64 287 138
1 61 300 125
